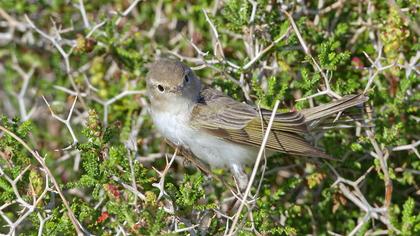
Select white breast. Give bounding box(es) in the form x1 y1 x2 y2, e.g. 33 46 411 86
151 108 193 147
151 105 256 168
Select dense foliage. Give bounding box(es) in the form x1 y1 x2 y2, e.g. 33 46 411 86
0 0 419 235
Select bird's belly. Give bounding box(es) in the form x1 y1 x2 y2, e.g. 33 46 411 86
187 131 257 168
152 111 256 168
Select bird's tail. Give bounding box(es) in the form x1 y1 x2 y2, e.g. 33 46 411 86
248 94 368 160
301 94 368 128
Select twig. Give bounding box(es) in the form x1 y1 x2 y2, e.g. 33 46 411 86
111 175 146 201
392 140 420 159
327 162 397 235
228 100 280 235
242 27 291 70
92 89 145 125
146 0 163 38
76 0 90 28
0 125 87 235
152 148 178 200
362 46 396 94
11 59 36 121
282 10 341 100
202 9 224 59
366 130 392 209
42 96 78 150
247 0 258 23
24 14 89 110
115 0 142 25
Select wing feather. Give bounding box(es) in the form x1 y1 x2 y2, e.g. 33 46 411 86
191 88 330 159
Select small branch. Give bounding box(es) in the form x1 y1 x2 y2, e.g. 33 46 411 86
11 59 36 121
152 148 178 200
202 9 224 59
42 96 78 150
228 100 280 235
247 0 258 23
146 0 163 38
282 9 341 100
92 89 145 126
242 27 290 70
366 130 392 208
327 162 397 235
392 140 420 159
111 175 146 201
25 14 89 110
362 47 396 94
115 0 142 25
25 15 72 72
76 0 90 28
0 125 87 235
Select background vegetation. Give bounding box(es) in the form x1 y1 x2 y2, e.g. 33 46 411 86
0 0 419 235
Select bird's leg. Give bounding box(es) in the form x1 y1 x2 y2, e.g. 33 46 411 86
230 164 248 191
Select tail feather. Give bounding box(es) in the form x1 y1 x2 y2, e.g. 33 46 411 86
301 94 368 123
234 94 368 160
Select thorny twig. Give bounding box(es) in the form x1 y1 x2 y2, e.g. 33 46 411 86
0 166 51 235
0 125 88 235
152 148 178 200
362 45 396 94
328 162 399 236
10 58 37 121
115 0 142 25
242 27 291 70
92 88 145 126
203 9 224 59
392 140 420 159
111 175 146 201
282 10 342 101
25 14 85 109
146 0 163 38
42 96 79 150
228 100 280 235
76 0 90 28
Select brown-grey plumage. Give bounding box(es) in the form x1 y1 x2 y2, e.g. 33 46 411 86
146 58 368 189
146 59 202 111
147 59 187 88
191 87 367 159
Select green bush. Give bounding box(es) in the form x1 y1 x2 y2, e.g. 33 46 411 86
0 0 418 235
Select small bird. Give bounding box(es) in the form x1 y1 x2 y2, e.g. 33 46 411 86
146 58 367 189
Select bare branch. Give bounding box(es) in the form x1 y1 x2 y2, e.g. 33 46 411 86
114 0 142 25
203 9 224 59
152 148 178 200
282 10 342 100
392 140 420 159
228 100 280 235
76 0 90 28
11 59 36 121
0 125 88 235
42 96 78 150
92 89 145 125
242 27 290 70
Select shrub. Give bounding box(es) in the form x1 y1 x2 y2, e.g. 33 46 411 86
0 0 418 235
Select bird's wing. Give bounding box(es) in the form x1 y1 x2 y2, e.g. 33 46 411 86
191 88 331 159
191 88 258 130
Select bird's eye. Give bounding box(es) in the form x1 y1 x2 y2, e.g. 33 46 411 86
184 74 189 83
157 85 165 92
